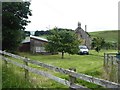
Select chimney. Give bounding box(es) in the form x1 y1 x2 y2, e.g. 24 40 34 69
85 25 87 32
78 22 81 28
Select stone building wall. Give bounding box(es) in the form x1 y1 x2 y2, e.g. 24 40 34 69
75 22 91 49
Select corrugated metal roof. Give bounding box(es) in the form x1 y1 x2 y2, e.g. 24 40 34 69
22 35 48 44
30 35 48 42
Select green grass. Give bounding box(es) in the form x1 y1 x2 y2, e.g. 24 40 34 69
2 60 67 88
18 50 117 76
89 30 118 42
39 35 47 39
2 50 117 89
2 65 33 88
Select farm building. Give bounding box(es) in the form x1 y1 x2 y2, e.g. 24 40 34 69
30 35 48 54
19 37 30 52
19 22 91 53
19 35 48 54
75 22 91 49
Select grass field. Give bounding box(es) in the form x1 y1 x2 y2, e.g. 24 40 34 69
39 35 47 39
89 30 118 42
2 50 117 89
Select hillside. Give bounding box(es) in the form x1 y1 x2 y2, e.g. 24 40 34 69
89 30 118 42
38 30 118 43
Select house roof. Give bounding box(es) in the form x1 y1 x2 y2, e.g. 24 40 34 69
30 35 48 42
75 27 91 37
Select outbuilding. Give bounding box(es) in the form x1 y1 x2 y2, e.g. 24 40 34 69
19 35 48 54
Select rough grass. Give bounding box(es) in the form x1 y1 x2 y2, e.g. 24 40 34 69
89 30 118 42
2 50 117 89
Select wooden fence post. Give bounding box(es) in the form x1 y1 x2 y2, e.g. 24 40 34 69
110 56 114 82
104 53 106 67
24 57 29 80
117 60 120 84
3 51 7 68
69 68 76 90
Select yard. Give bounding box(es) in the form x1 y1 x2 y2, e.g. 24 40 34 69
2 50 117 89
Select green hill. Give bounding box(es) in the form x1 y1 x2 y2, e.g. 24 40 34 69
89 30 118 43
38 30 118 43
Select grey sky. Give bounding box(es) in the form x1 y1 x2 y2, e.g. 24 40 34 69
25 0 119 32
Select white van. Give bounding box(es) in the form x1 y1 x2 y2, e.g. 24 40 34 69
78 45 89 55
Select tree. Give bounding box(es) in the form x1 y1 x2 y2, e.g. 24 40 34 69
45 28 80 59
103 42 112 50
34 30 39 36
34 30 51 36
91 37 105 53
2 2 32 52
24 31 31 36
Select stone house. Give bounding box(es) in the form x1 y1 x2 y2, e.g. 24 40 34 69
75 22 91 49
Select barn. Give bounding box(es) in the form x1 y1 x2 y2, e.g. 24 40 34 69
30 35 48 54
19 35 48 54
19 37 30 52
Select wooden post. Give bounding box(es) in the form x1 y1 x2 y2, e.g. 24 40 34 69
3 51 7 68
106 54 109 75
69 68 76 90
24 57 29 80
110 56 114 82
117 60 120 84
106 54 109 65
104 53 106 67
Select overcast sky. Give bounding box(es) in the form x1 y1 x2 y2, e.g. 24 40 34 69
25 0 119 32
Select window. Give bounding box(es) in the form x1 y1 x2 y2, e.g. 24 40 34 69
36 47 41 52
35 47 46 52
